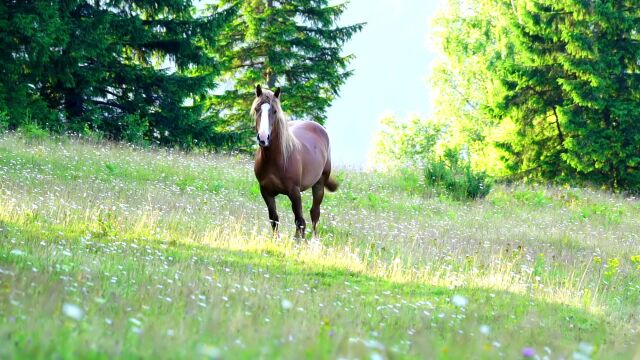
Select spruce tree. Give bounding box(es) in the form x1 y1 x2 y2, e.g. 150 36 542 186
495 0 640 189
436 0 640 191
206 0 364 149
491 1 572 180
0 1 67 127
1 1 235 147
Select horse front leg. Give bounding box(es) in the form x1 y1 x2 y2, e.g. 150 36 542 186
260 187 279 237
287 187 306 240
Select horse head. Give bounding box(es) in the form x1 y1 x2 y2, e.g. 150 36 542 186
252 84 281 148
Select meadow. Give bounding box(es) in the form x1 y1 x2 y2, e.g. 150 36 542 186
0 132 639 359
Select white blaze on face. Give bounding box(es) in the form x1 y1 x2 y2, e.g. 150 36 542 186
258 103 271 144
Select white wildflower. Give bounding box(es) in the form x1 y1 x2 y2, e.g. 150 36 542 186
578 342 594 355
62 303 84 321
197 344 221 359
451 295 468 307
281 299 293 310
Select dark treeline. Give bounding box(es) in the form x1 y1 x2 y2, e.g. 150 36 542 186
0 0 363 149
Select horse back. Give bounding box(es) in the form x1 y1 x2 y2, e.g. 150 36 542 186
290 121 329 147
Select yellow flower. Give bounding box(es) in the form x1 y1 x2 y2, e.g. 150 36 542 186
608 258 620 268
322 318 331 327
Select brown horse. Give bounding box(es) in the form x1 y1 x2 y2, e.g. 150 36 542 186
252 85 338 239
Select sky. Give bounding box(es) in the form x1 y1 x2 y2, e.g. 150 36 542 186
324 0 445 168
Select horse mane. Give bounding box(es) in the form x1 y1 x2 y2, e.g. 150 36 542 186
251 90 299 166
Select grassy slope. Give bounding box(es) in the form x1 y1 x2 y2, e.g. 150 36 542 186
0 133 638 359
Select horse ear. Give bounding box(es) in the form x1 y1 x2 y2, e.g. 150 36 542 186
274 87 281 99
255 84 262 97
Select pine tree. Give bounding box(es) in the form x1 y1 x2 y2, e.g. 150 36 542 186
1 1 235 147
0 1 67 127
436 0 640 191
495 0 640 189
206 0 364 149
491 0 572 180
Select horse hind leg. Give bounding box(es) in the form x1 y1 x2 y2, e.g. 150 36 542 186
310 181 325 240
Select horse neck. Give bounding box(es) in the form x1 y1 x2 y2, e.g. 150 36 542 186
259 122 287 164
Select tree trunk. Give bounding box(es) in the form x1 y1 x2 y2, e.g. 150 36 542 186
552 106 565 145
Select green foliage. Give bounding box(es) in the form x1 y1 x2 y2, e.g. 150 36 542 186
17 111 49 140
371 116 443 168
18 123 49 141
435 0 640 192
205 0 364 149
512 190 552 208
120 114 149 145
0 1 363 151
603 258 620 286
0 110 9 132
533 253 546 278
370 115 491 200
0 1 236 147
431 0 509 177
424 149 493 200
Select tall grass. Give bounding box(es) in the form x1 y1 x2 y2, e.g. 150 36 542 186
0 133 638 359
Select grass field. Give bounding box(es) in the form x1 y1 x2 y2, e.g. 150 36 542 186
0 133 639 359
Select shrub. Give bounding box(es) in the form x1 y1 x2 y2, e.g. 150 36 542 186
17 112 49 140
120 113 149 145
371 116 443 169
19 123 49 140
0 110 9 132
424 149 493 200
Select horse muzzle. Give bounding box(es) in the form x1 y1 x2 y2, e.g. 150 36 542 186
257 134 271 147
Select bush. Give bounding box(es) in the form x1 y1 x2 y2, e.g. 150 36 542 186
371 116 443 169
0 110 9 132
424 149 493 200
17 112 49 140
120 113 148 145
18 123 49 140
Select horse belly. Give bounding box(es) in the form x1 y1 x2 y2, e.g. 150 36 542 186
300 149 327 190
290 121 331 191
301 169 323 191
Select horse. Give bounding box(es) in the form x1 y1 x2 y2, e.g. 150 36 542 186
252 84 339 239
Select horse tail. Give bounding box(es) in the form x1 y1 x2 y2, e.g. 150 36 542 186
325 176 339 192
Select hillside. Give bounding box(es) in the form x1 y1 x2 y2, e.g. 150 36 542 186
0 133 639 359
